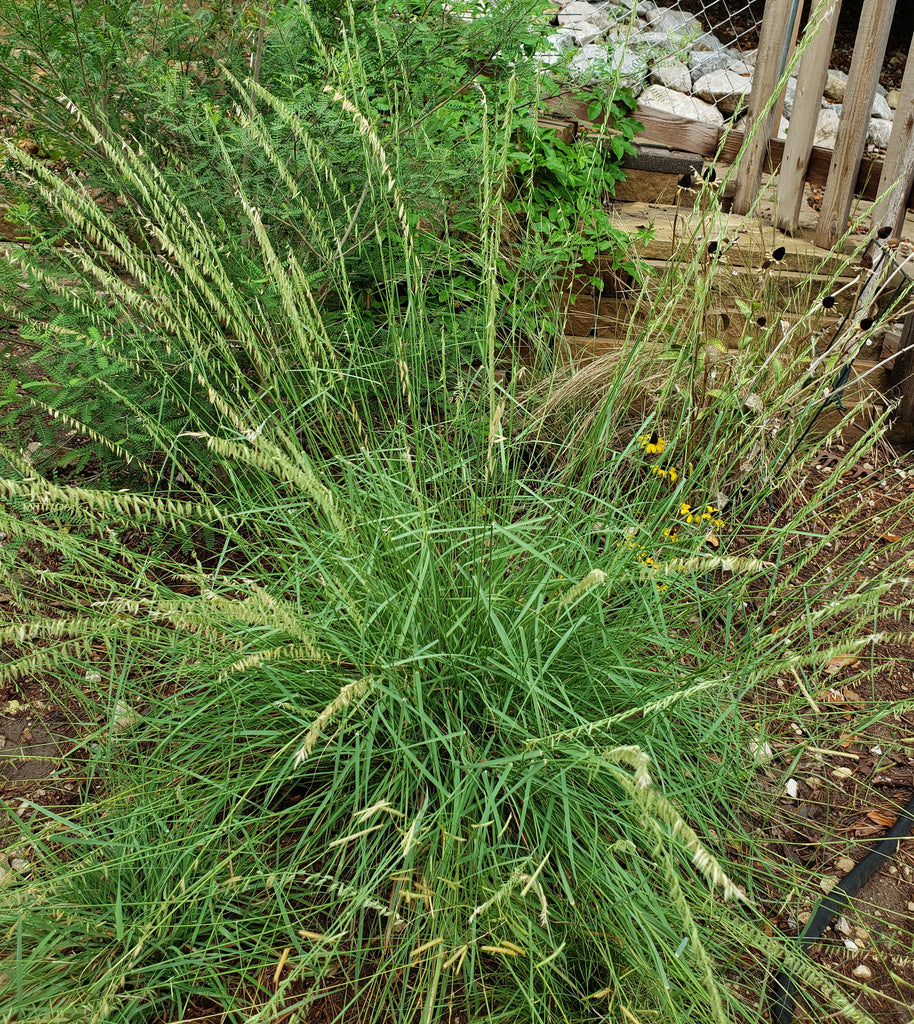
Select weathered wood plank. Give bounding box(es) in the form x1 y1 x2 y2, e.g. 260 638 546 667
733 0 796 215
536 116 578 145
814 0 896 248
544 93 914 208
544 92 724 155
891 311 914 424
776 0 843 233
771 0 804 131
867 31 914 239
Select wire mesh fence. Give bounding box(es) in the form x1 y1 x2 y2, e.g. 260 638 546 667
541 1 899 153
541 0 766 126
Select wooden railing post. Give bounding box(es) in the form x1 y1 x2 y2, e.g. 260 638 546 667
867 31 914 240
732 0 796 215
813 0 896 249
771 0 803 131
892 311 914 426
775 0 842 234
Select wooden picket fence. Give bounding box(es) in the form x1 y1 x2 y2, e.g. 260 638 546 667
546 0 914 248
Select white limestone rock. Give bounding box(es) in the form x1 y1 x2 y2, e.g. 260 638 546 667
645 7 702 38
649 58 691 93
569 45 647 93
639 84 724 126
824 68 848 102
871 92 894 120
606 19 648 42
727 57 753 76
691 31 723 52
633 30 685 51
814 108 841 148
886 88 900 110
571 19 607 45
688 48 730 82
544 29 577 53
867 117 892 149
558 2 611 31
694 70 752 116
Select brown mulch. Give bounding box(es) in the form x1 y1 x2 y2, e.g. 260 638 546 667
737 439 914 1024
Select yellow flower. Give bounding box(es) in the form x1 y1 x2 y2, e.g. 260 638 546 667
650 465 679 483
679 502 699 523
639 430 666 456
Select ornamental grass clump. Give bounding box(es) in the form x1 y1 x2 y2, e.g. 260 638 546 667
0 4 912 1023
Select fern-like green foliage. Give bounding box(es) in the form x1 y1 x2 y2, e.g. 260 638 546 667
2 0 621 485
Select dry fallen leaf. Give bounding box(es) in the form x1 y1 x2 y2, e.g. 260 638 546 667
865 809 896 828
825 654 859 675
878 533 901 543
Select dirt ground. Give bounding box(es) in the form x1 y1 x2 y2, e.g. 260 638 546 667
741 442 914 1024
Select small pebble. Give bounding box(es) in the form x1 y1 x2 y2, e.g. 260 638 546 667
852 964 872 980
843 939 859 950
9 859 29 873
835 916 851 935
836 856 855 873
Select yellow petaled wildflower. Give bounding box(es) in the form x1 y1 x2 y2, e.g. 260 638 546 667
663 528 678 542
679 502 699 523
639 430 666 455
699 506 725 530
650 465 679 483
